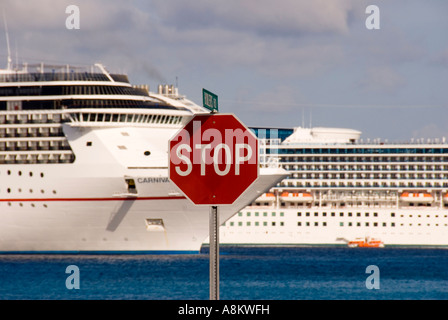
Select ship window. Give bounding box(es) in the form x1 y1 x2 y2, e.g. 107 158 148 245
339 222 343 226
297 222 301 226
255 222 259 226
238 212 242 216
247 212 251 217
263 222 267 226
297 212 301 217
125 178 137 194
86 141 92 146
238 222 242 226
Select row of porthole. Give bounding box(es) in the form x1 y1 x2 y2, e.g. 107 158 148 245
4 202 48 208
4 188 57 194
2 170 45 178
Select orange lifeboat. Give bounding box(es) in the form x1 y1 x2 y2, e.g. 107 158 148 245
256 193 276 202
348 237 384 248
400 192 433 203
280 192 313 203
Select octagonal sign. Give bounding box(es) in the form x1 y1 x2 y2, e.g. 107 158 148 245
168 113 259 205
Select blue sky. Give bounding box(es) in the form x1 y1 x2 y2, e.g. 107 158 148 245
1 0 448 140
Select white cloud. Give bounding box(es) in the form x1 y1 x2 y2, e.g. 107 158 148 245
153 0 358 36
358 66 405 94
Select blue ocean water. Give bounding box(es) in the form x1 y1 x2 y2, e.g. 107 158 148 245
0 246 447 300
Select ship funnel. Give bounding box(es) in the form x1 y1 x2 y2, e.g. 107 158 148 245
157 84 178 96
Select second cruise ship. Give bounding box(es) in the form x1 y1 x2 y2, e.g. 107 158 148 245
219 126 448 247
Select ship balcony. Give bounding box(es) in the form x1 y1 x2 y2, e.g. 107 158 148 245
0 150 75 164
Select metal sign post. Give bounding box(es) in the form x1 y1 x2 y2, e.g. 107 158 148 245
208 98 219 300
209 205 219 300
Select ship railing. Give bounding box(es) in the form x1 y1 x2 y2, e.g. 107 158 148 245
0 63 129 83
65 109 185 127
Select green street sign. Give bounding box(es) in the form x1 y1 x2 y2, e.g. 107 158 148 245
202 88 218 113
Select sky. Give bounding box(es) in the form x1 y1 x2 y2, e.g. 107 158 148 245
1 0 448 141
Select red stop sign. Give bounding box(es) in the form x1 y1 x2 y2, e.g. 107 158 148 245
169 113 259 205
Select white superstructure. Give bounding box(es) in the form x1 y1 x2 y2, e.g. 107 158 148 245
0 62 286 253
219 126 448 247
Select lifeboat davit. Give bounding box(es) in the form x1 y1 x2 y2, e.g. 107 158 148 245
348 237 384 248
256 193 276 202
280 192 313 203
400 192 433 203
443 194 448 204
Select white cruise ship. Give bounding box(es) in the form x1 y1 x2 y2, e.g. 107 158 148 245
219 126 448 247
0 62 286 253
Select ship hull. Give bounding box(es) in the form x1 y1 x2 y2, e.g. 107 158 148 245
0 164 286 253
218 206 448 247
